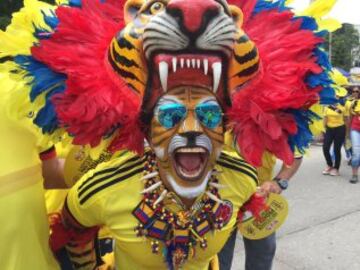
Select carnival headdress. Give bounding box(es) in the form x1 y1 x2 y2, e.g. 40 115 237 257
0 0 341 166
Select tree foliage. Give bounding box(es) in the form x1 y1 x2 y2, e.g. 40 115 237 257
330 23 360 71
0 0 54 30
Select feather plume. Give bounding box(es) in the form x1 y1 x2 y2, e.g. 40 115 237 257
228 1 336 166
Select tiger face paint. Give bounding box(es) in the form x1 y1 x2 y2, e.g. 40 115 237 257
149 86 224 199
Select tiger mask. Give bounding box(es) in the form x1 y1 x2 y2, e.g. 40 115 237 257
108 0 260 111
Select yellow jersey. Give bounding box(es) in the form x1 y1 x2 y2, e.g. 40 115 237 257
67 150 257 270
324 104 348 128
256 152 277 185
0 77 59 269
345 98 354 116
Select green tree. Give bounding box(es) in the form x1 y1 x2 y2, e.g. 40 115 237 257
0 0 23 30
330 23 360 71
0 0 55 30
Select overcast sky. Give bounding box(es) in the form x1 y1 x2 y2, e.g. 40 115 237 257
289 0 360 25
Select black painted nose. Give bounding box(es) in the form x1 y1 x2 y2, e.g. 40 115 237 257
181 131 202 147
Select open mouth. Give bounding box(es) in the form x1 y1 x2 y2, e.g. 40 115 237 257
153 53 224 93
173 147 209 181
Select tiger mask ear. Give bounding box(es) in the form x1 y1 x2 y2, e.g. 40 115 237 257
124 0 145 24
229 5 244 27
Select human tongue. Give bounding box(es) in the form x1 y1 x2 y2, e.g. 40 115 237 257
177 153 202 171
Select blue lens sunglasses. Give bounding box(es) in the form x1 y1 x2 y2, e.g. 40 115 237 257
157 102 223 129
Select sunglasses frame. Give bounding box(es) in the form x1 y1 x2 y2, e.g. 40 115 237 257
157 102 223 130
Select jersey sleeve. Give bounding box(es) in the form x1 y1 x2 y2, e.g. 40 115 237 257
65 159 117 227
65 152 140 227
217 151 258 205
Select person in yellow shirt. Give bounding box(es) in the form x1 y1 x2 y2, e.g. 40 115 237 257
348 86 360 183
322 102 348 176
50 87 265 270
0 73 65 269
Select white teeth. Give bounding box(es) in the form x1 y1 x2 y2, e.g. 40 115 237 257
179 166 202 178
212 62 222 93
177 147 206 153
159 61 168 92
203 59 209 75
172 57 177 72
158 58 222 92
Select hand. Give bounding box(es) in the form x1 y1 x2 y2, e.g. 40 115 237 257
257 181 282 198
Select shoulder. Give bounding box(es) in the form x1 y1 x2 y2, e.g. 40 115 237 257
216 151 258 208
71 151 145 207
216 150 258 186
337 104 345 111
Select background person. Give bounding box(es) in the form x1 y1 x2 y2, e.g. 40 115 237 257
322 98 348 176
348 86 360 183
0 73 66 270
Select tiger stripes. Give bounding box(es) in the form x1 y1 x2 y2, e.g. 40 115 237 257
217 152 258 185
150 87 224 153
109 25 147 95
66 241 97 270
228 30 260 93
77 153 146 205
108 0 260 101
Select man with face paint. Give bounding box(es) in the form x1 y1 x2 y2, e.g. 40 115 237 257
55 85 260 270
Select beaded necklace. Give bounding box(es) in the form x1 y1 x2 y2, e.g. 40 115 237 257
132 152 232 269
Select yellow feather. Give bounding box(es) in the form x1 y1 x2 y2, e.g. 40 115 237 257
295 0 341 32
330 69 349 97
56 0 69 5
317 18 342 32
309 104 325 135
299 0 337 18
0 0 54 57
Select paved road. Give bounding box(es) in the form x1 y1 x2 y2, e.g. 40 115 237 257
231 145 360 270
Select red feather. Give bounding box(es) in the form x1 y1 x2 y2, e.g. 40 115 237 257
228 0 257 23
31 0 143 153
228 8 323 166
238 193 269 221
48 213 99 252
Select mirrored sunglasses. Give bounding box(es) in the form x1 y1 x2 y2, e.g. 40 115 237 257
157 102 222 129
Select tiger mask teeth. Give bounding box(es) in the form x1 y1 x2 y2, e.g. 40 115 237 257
157 56 222 93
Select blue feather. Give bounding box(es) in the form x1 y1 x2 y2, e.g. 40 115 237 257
296 16 318 31
306 72 333 88
314 48 332 70
288 110 320 153
318 86 337 105
33 84 65 133
254 0 290 14
315 30 329 38
33 11 58 40
14 55 66 134
69 0 82 7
